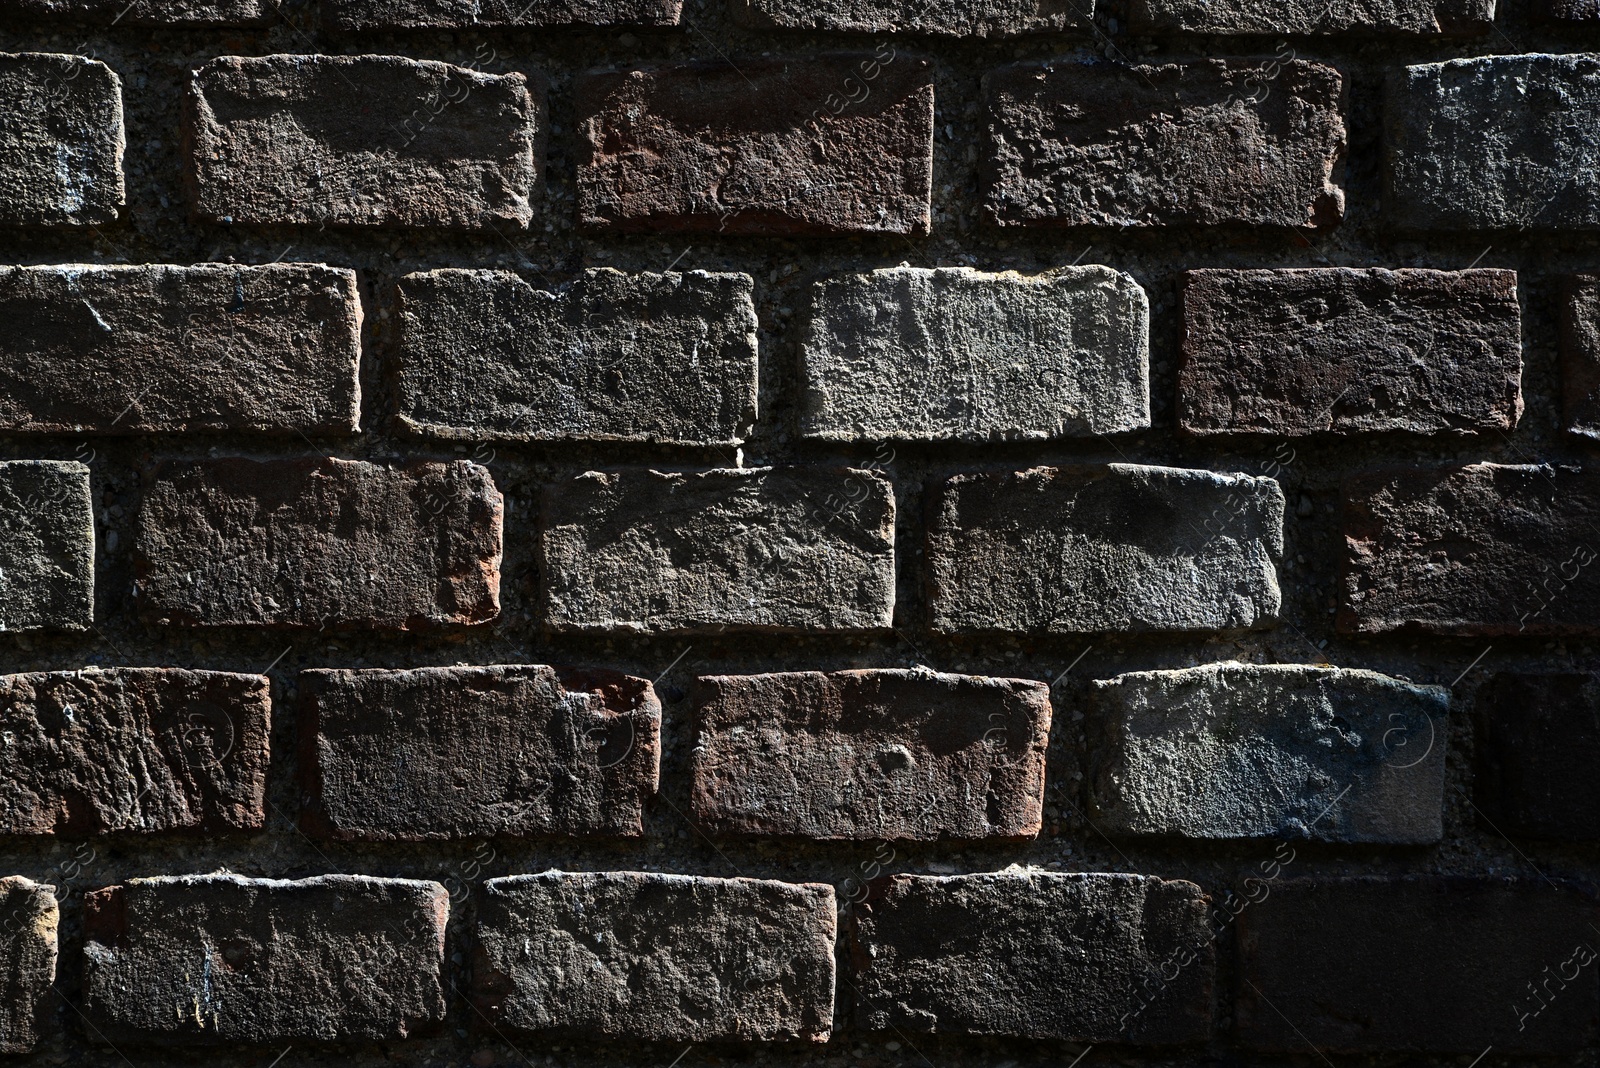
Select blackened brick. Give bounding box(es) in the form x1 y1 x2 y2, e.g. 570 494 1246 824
577 54 933 235
0 460 94 633
1237 878 1599 1052
0 668 270 835
689 670 1051 841
300 665 660 841
0 878 56 1053
473 872 835 1042
322 0 680 30
0 52 123 226
1475 673 1600 841
1562 274 1600 438
135 458 502 630
730 0 1090 35
1127 0 1494 34
1543 0 1600 17
0 0 271 24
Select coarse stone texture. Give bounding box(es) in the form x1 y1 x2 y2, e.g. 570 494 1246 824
1340 463 1600 635
1474 673 1600 841
729 0 1091 35
0 0 273 24
299 665 660 841
1087 662 1449 843
0 263 361 436
82 875 449 1045
1386 54 1600 230
541 467 895 634
1543 0 1600 16
0 668 270 835
984 58 1346 230
0 52 123 226
186 54 541 231
926 465 1284 635
396 268 757 445
134 458 503 630
576 54 934 235
0 460 94 633
1236 877 1599 1052
1561 274 1600 438
850 872 1213 1042
800 266 1149 442
473 872 836 1042
688 670 1051 841
0 878 57 1054
322 0 681 29
1126 0 1495 34
1179 269 1522 436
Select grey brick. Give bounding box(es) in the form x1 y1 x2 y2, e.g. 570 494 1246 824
730 0 1091 35
0 461 94 633
1561 274 1600 438
0 52 123 226
322 0 680 29
0 878 56 1053
0 0 273 24
1126 0 1495 34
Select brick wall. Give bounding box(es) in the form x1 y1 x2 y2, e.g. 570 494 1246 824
0 0 1598 1066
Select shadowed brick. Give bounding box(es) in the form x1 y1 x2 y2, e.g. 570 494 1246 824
0 0 272 24
1475 673 1600 841
1127 0 1495 34
1543 0 1600 17
0 52 123 226
0 878 56 1054
323 0 681 29
0 460 94 633
730 0 1091 35
1562 274 1600 438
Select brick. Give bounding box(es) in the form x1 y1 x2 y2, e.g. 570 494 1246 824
1126 0 1494 34
473 872 835 1042
82 874 448 1044
1179 269 1522 436
801 266 1149 442
1562 275 1600 438
0 0 272 24
0 52 123 227
396 269 757 445
1387 55 1600 230
577 55 933 236
1340 463 1600 635
1237 878 1599 1052
186 55 541 231
1542 0 1600 17
850 872 1213 1042
322 0 680 29
689 669 1051 841
1474 673 1600 841
984 58 1345 230
135 458 502 630
1088 662 1448 843
0 878 57 1054
0 461 94 633
541 467 895 634
0 668 270 835
299 665 660 841
927 465 1284 635
729 0 1090 35
0 264 361 436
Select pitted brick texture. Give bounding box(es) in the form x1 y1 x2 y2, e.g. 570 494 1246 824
0 52 123 226
730 0 1091 35
1126 0 1496 34
0 878 56 1054
0 460 94 633
322 0 682 30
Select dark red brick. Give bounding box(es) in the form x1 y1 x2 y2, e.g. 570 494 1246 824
322 0 680 29
730 0 1089 35
0 878 56 1054
1475 673 1600 842
0 52 123 227
1562 274 1600 438
0 0 272 24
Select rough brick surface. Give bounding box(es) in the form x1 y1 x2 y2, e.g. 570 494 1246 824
300 665 660 841
1179 269 1522 436
1126 0 1495 34
689 670 1051 841
0 52 123 226
1542 0 1600 16
186 54 541 231
1088 662 1449 843
1340 463 1600 635
0 0 272 24
135 458 503 630
1562 274 1600 438
1475 673 1600 841
0 878 56 1054
577 54 933 235
0 460 94 633
1387 55 1600 230
984 58 1346 230
851 872 1213 1042
0 264 361 436
396 269 758 445
0 668 270 835
801 266 1150 442
473 872 836 1042
1237 878 1599 1052
729 0 1090 35
323 0 681 29
82 875 448 1045
927 465 1284 635
541 467 895 634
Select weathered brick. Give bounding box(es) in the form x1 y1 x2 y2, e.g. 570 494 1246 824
322 0 680 29
1542 0 1600 17
1126 0 1494 34
83 874 448 1044
1562 274 1600 438
396 269 757 445
186 54 541 231
729 0 1090 35
0 0 272 24
689 670 1051 841
1387 55 1600 230
927 465 1284 635
1340 463 1600 635
985 58 1345 230
0 52 123 227
0 264 361 436
577 55 933 235
1180 269 1521 436
0 668 270 835
851 872 1213 1042
0 460 94 633
135 458 502 630
300 666 660 841
801 266 1149 442
473 872 835 1042
0 878 56 1054
1237 878 1599 1052
1088 662 1448 843
541 467 895 634
1475 673 1600 841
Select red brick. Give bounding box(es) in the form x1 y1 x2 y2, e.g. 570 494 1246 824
0 878 56 1054
322 0 680 30
0 52 124 227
